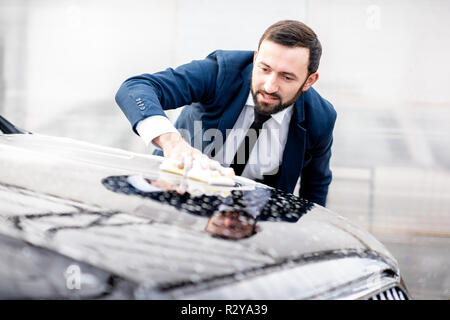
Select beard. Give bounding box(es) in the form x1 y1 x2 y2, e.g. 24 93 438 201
251 77 308 115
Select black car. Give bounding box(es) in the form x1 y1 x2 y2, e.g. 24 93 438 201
0 115 410 299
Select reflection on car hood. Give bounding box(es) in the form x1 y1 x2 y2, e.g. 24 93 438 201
0 134 398 298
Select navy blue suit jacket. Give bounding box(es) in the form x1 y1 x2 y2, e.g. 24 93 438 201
115 50 337 206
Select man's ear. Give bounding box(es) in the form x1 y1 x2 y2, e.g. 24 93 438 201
253 50 258 63
302 72 319 92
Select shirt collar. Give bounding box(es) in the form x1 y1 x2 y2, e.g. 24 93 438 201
245 92 294 125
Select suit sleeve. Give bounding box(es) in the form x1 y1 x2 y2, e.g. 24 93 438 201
115 56 218 135
299 111 337 207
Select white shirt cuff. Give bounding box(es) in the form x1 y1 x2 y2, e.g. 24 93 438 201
136 116 180 149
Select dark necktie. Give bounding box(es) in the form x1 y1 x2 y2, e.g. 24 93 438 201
230 108 271 176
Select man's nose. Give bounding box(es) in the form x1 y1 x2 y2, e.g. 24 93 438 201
223 218 234 228
263 74 278 93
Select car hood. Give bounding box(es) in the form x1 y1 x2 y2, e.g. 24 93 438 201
0 133 398 299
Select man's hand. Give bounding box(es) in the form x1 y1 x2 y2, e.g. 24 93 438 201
153 132 233 176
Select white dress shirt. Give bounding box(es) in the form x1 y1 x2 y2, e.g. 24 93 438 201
136 114 179 149
220 93 293 180
136 92 294 181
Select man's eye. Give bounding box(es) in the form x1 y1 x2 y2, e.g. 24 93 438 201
284 76 293 81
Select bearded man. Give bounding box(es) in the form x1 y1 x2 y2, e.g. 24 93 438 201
115 20 336 206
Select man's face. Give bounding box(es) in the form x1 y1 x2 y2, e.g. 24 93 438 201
251 40 318 115
205 211 257 240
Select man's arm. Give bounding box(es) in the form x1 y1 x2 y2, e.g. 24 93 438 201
135 115 179 149
299 95 338 207
115 57 218 135
115 56 229 172
299 136 334 207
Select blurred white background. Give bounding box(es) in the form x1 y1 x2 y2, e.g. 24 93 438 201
1 0 449 299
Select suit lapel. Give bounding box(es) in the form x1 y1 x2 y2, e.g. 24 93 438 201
275 95 306 193
217 63 253 140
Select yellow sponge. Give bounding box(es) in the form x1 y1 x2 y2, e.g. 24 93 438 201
159 158 235 186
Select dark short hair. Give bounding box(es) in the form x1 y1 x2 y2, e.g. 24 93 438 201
258 20 322 74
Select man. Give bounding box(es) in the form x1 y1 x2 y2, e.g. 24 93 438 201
115 20 336 206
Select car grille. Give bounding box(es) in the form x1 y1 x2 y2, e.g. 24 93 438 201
368 287 408 300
